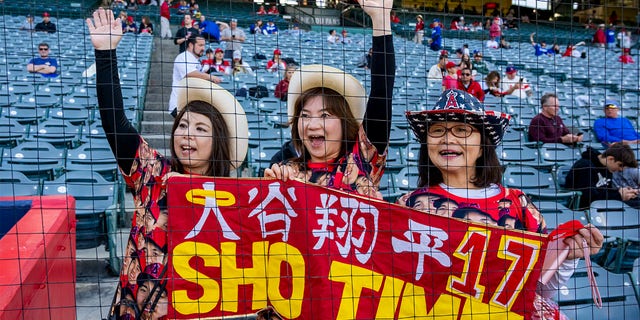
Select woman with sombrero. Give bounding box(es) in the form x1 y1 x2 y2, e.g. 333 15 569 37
87 8 248 319
404 89 604 318
264 0 395 198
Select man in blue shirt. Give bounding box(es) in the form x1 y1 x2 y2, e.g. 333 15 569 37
26 42 58 78
197 14 220 43
594 100 640 146
530 32 550 56
429 19 442 51
606 25 616 49
264 20 278 35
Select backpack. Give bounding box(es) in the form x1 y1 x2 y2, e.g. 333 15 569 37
249 85 269 98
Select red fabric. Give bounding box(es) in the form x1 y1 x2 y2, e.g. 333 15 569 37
391 15 400 24
160 1 170 19
415 20 424 32
274 78 290 99
593 29 605 44
619 54 635 64
457 80 485 102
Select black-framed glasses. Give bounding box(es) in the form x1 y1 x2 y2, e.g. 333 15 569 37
461 72 471 76
39 47 49 51
427 124 476 138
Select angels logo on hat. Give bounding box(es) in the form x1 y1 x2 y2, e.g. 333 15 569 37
405 89 511 145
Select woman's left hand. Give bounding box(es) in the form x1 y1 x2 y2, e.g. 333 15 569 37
358 0 392 36
564 224 604 260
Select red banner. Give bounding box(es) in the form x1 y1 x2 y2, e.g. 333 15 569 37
167 177 548 319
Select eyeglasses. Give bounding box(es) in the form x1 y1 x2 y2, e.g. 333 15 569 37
461 73 471 76
427 124 476 138
39 48 49 51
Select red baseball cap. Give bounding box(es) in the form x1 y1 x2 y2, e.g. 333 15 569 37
43 12 50 17
215 48 224 54
445 61 457 69
274 49 282 55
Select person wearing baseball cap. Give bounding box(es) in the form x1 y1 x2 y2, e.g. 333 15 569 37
266 48 286 73
442 61 459 90
594 99 640 146
501 65 533 98
35 11 56 33
427 50 449 80
429 16 443 51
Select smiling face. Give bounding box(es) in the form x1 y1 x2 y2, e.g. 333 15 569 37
172 111 214 175
297 95 344 162
426 121 482 182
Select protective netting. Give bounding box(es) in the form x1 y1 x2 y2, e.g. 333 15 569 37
0 1 638 319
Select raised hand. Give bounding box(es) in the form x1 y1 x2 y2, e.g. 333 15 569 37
86 8 123 50
357 0 392 36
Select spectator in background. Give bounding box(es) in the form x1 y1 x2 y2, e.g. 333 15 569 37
606 25 616 49
483 71 506 97
499 37 511 49
450 17 462 30
220 18 246 60
139 16 153 34
550 43 561 55
442 61 458 90
618 29 632 53
126 0 138 11
562 41 586 58
457 67 484 101
231 50 253 75
169 36 222 114
201 48 229 75
174 14 199 53
250 19 265 34
357 47 373 69
427 51 448 80
530 33 551 56
256 5 267 15
489 16 501 43
414 15 424 44
528 93 583 145
264 20 278 35
267 5 279 15
390 10 400 24
176 0 189 15
26 42 58 78
20 15 35 32
594 100 640 146
593 24 606 48
123 16 137 33
340 29 352 44
566 143 640 209
429 18 442 51
35 12 56 33
274 65 297 101
327 29 340 44
501 66 533 98
198 14 220 42
472 51 489 74
266 49 286 73
486 37 499 49
160 0 172 39
112 0 127 9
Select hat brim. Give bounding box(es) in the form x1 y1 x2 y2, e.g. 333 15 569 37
175 78 249 170
287 65 366 124
405 109 511 146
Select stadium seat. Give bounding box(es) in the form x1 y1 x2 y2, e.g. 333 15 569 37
0 117 28 148
591 238 640 306
42 171 118 249
503 165 581 209
0 170 40 197
539 143 582 168
1 141 64 180
26 119 82 149
66 143 118 181
394 166 419 192
588 200 640 239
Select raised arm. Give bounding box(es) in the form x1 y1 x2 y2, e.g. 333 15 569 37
361 0 395 154
87 8 140 173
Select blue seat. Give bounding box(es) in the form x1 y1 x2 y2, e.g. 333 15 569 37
3 103 48 124
394 166 420 192
533 201 589 230
0 117 28 148
504 166 581 209
26 119 82 149
589 200 640 233
1 141 65 180
540 143 582 168
0 170 40 197
66 143 118 181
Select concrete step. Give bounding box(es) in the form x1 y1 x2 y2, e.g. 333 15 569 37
143 110 174 122
140 120 173 135
143 134 171 152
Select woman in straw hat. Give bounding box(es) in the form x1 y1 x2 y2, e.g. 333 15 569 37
264 0 395 198
404 89 604 318
87 8 248 319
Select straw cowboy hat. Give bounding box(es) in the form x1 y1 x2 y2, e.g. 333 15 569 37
287 64 366 124
406 89 511 145
176 78 249 169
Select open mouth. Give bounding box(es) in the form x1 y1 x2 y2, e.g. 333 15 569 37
180 144 196 156
439 150 462 158
307 135 325 148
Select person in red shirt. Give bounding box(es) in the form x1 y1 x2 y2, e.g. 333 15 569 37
267 5 279 15
160 0 171 39
390 10 400 24
256 5 267 15
201 48 230 74
457 67 484 101
593 24 606 48
266 49 286 73
414 15 424 44
274 65 297 101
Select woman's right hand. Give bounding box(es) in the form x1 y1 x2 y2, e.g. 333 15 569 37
264 163 299 182
86 8 123 50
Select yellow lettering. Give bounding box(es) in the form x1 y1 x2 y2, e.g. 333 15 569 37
375 276 405 319
186 188 236 206
267 242 305 318
458 297 523 320
425 293 462 320
449 227 489 300
220 241 269 312
329 261 384 319
171 241 220 315
397 282 428 318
